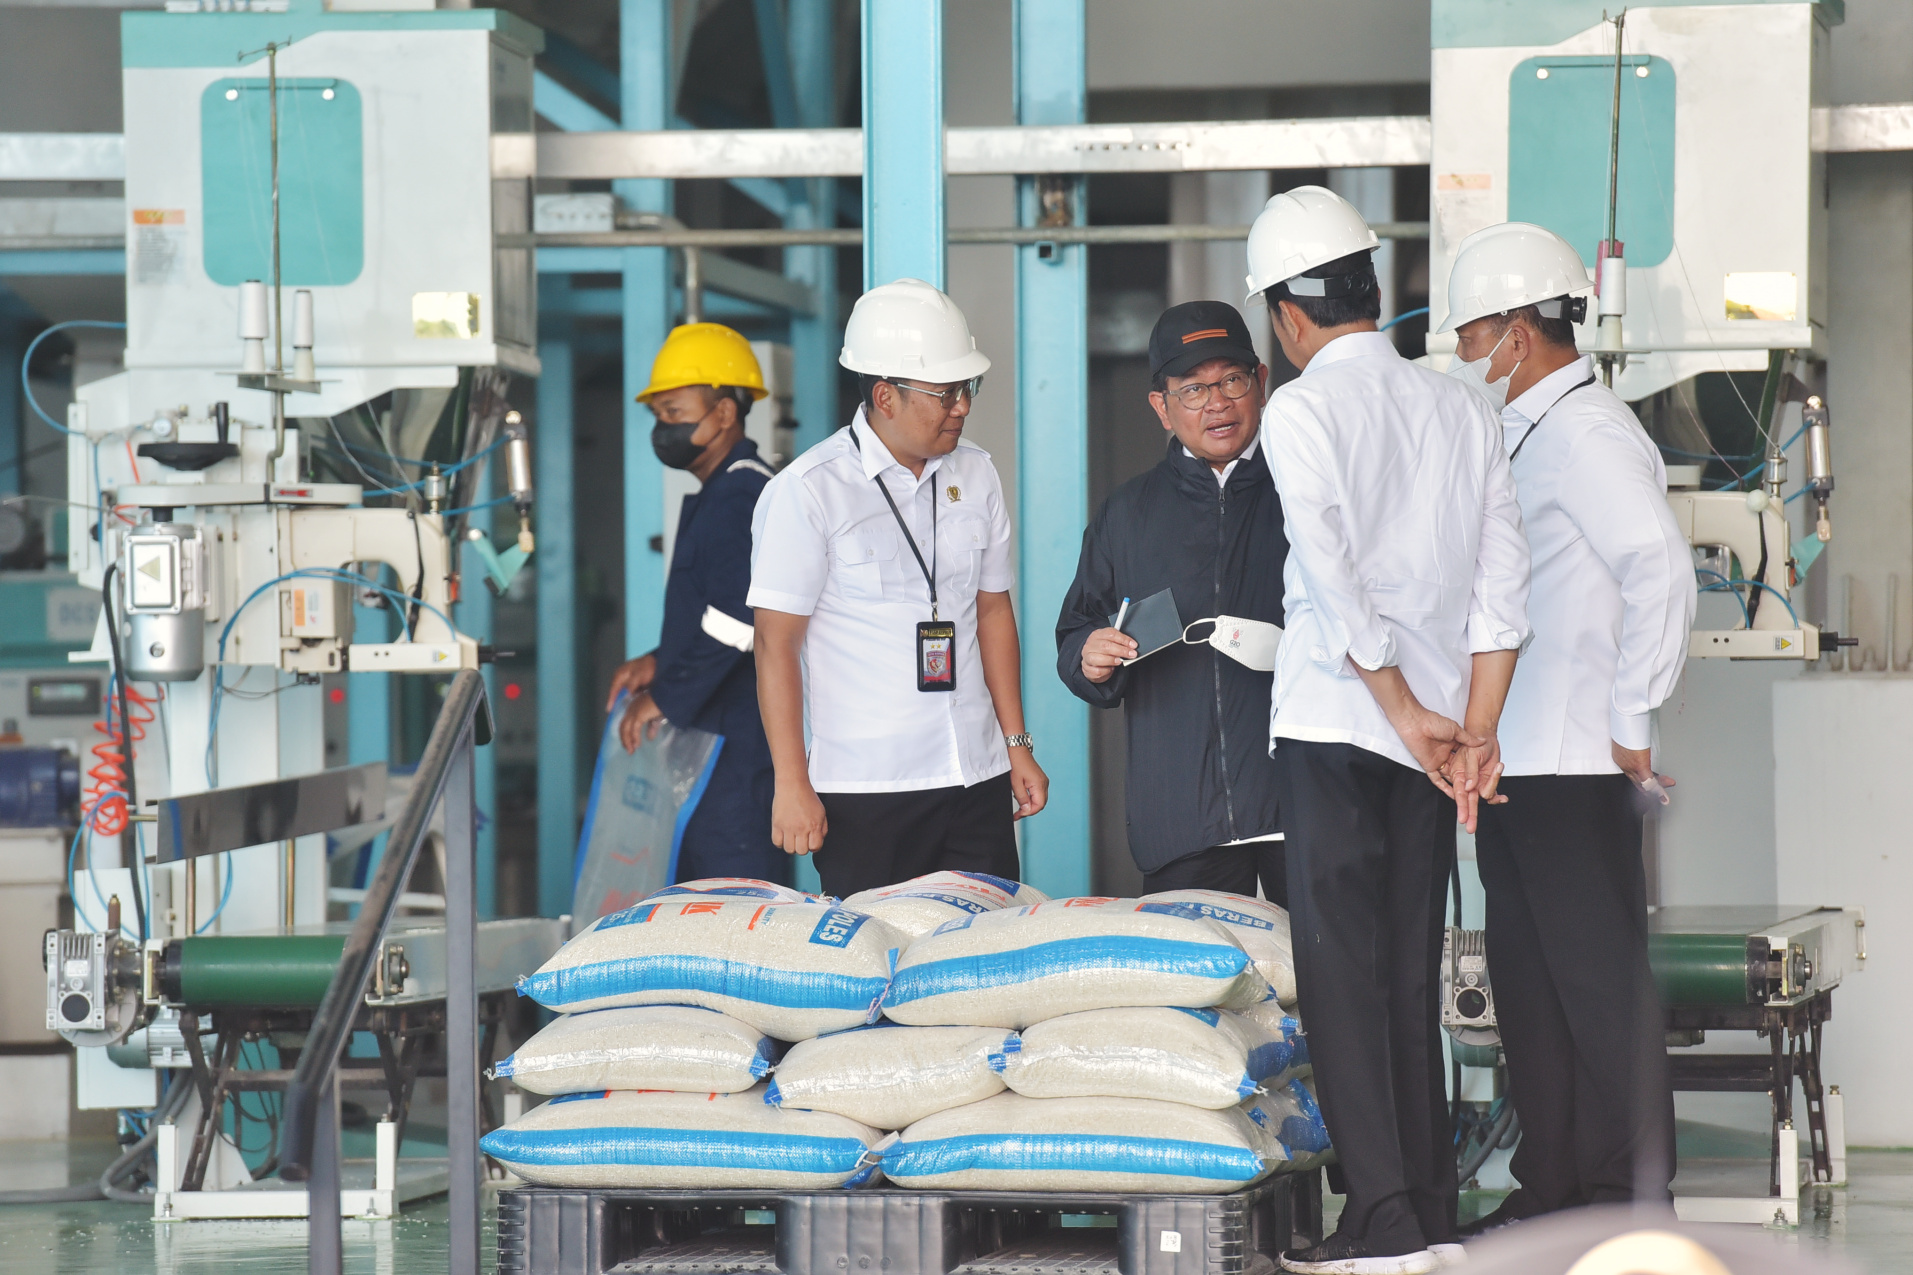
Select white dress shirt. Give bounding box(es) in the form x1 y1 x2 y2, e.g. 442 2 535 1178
1497 356 1696 773
1262 331 1531 770
747 408 1016 793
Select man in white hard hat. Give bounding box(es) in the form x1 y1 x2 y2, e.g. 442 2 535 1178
1248 186 1531 1275
747 278 1048 896
1441 222 1693 1233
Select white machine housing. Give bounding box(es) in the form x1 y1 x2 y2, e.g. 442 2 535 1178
1428 1 1832 399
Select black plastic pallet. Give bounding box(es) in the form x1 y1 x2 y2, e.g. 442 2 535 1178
497 1172 1322 1275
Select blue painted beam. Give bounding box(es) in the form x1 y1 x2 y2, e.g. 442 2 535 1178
751 0 801 130
860 0 943 289
540 30 622 113
787 0 839 460
0 251 125 276
621 0 673 659
541 279 776 321
535 330 579 918
534 68 793 221
1013 0 1089 897
535 68 616 132
0 290 25 498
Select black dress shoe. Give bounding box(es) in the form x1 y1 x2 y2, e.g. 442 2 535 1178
1279 1230 1437 1274
1455 1199 1532 1239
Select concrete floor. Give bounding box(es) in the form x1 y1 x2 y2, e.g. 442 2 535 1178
3 1128 1910 1274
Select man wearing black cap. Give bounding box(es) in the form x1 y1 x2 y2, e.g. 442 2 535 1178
1055 301 1288 897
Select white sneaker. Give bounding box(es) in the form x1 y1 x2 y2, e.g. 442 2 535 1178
1280 1232 1439 1275
1428 1244 1468 1268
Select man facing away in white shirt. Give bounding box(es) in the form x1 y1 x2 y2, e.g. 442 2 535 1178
1248 187 1531 1275
748 279 1048 898
1440 223 1695 1235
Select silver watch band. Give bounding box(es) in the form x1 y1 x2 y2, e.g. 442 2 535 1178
1004 733 1034 750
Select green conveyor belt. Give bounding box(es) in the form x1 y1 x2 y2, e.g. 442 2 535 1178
168 935 347 1007
1648 932 1756 1006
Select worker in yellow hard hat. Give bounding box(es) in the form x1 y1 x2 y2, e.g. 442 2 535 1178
604 322 786 883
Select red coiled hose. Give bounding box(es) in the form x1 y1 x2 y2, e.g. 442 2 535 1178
85 682 160 836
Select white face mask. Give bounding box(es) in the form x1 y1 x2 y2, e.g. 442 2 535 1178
1184 616 1282 673
1447 328 1520 412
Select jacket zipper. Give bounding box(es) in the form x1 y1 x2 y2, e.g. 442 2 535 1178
1212 478 1238 841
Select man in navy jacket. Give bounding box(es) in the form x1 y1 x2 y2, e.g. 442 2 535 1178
1056 301 1288 897
605 324 785 884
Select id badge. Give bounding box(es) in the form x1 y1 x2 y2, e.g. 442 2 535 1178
916 620 957 692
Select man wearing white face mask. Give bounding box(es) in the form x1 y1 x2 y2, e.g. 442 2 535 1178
1056 301 1289 898
1441 222 1694 1233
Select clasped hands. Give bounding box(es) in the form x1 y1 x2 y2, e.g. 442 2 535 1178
1392 705 1506 834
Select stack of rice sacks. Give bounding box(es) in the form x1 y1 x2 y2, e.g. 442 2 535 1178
481 878 902 1188
482 873 1329 1193
856 889 1325 1193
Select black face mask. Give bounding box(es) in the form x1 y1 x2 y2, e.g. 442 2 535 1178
651 420 705 470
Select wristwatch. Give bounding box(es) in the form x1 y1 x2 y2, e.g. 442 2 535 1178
1004 733 1034 750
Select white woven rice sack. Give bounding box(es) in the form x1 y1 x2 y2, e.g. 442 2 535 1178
882 1092 1269 1193
1002 1006 1305 1109
1241 1077 1332 1171
643 878 827 904
518 900 905 1040
480 1087 881 1189
882 898 1270 1028
766 1022 1018 1129
1234 1001 1311 1084
1141 890 1295 1005
842 872 1048 940
489 1005 776 1096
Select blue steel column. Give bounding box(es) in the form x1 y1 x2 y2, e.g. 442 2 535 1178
0 301 23 498
457 461 498 919
1013 0 1089 897
860 0 943 289
787 0 838 455
536 331 579 918
621 0 672 655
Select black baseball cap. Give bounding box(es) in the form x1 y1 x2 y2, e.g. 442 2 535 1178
1148 300 1261 382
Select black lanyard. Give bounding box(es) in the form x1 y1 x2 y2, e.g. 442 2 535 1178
850 425 939 619
1507 374 1598 462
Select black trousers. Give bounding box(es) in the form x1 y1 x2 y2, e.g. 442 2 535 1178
1474 773 1675 1212
1142 839 1288 908
1276 740 1455 1254
814 772 1020 898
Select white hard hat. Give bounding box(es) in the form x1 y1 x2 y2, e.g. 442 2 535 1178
1437 221 1594 333
1244 185 1381 300
839 278 992 382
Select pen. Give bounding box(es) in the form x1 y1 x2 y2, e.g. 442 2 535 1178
1114 597 1131 632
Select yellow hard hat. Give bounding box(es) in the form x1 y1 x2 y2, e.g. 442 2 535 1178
636 323 769 403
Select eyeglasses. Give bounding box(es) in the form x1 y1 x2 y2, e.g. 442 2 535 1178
1160 371 1256 411
890 376 984 411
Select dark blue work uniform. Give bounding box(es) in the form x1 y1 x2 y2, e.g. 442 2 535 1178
649 437 788 884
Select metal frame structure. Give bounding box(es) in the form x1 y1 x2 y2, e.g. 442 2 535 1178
280 668 492 1275
1665 992 1844 1227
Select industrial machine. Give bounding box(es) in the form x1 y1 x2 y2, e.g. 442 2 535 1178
45 760 565 1219
1652 904 1864 1208
1442 906 1862 1226
1429 1 1845 664
34 1 559 1220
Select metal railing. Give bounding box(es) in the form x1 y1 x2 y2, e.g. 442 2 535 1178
280 669 493 1275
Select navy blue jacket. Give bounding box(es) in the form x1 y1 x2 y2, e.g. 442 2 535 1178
650 438 775 760
1055 439 1288 871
